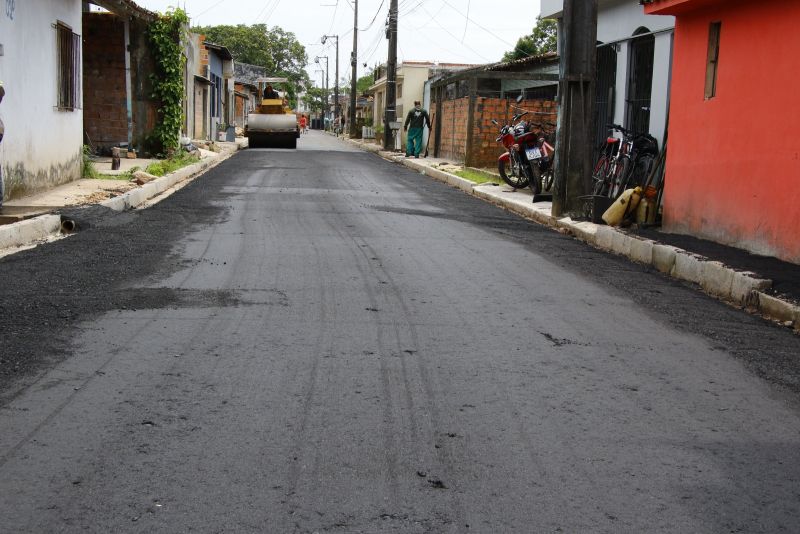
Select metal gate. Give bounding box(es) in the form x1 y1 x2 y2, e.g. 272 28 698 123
626 30 655 135
595 44 617 152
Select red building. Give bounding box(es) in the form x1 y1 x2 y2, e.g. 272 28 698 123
645 0 800 264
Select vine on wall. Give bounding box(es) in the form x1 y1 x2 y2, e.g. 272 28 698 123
147 8 188 156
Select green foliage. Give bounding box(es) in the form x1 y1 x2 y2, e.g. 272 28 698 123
192 24 309 107
502 16 557 62
341 69 374 96
82 145 98 178
455 168 502 185
145 151 200 177
148 8 189 156
303 86 329 114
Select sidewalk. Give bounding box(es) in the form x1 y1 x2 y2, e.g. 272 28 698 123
0 139 247 254
344 135 800 332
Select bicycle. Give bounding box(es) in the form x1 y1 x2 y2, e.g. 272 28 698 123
592 124 658 199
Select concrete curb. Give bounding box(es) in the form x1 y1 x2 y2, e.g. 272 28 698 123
0 142 245 253
345 137 800 332
0 214 62 250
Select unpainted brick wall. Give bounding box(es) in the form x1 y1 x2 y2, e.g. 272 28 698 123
432 95 557 168
83 13 128 151
470 97 557 168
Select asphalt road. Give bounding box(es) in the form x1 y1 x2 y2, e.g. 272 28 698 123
1 131 800 533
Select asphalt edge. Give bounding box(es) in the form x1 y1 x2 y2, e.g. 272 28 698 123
0 140 246 253
344 136 800 333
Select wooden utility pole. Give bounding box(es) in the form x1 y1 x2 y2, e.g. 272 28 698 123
552 0 597 216
384 0 398 151
349 0 358 137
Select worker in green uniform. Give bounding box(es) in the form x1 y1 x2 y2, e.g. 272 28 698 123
403 100 431 158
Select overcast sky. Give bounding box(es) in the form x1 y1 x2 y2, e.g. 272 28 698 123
132 0 543 87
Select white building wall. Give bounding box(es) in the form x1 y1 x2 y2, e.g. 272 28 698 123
541 0 674 146
0 0 84 200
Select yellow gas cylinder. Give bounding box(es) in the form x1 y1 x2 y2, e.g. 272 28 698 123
602 186 642 226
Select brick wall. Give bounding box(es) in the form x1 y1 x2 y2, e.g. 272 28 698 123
432 94 557 168
83 13 128 151
470 97 557 168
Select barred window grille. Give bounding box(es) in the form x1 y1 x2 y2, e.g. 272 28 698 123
56 22 81 111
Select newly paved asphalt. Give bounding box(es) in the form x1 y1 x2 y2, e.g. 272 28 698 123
1 131 799 533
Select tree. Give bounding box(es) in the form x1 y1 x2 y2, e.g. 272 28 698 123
303 86 329 115
340 70 374 98
502 16 557 62
192 24 309 106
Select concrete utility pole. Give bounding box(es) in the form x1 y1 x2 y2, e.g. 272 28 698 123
315 56 330 125
322 34 340 126
384 0 398 151
349 0 358 138
552 0 597 217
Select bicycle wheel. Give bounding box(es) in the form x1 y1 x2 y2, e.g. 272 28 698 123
609 157 631 199
591 155 610 196
498 153 530 189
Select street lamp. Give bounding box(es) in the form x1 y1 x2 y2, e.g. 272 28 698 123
314 56 329 125
321 34 339 127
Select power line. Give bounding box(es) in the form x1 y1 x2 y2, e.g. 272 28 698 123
360 0 384 31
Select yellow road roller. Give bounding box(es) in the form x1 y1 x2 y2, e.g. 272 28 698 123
245 77 299 149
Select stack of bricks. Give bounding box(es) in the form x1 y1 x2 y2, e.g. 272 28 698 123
435 97 470 163
82 13 128 151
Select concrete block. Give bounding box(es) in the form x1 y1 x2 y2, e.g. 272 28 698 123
0 215 61 250
652 244 679 274
700 261 735 299
139 182 159 201
100 196 126 212
672 252 705 284
610 230 632 256
730 271 771 307
594 225 614 250
756 292 800 325
630 238 655 264
125 188 145 208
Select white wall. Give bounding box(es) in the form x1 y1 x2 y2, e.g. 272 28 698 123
542 0 674 146
0 0 84 200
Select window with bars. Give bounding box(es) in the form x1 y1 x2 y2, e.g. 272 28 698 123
55 22 81 111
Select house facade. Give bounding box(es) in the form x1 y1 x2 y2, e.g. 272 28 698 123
644 0 800 264
542 0 675 148
0 0 84 200
204 42 234 141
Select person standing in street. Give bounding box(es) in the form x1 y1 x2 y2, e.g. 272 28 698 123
403 100 431 158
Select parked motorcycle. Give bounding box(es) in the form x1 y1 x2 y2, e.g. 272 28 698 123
493 114 555 197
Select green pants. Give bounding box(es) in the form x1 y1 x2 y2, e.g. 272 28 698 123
406 127 424 156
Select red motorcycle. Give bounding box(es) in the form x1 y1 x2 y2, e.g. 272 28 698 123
493 112 552 196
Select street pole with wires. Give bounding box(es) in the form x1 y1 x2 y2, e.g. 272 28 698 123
384 0 398 151
322 34 340 129
315 56 329 127
349 0 358 138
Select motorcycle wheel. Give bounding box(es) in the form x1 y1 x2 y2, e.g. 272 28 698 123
498 154 530 189
540 164 554 192
529 163 542 197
